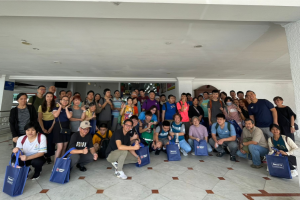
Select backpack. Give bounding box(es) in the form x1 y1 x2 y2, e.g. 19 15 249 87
227 120 242 137
209 99 223 109
163 103 167 112
31 96 37 105
215 122 231 132
95 130 110 158
21 133 42 145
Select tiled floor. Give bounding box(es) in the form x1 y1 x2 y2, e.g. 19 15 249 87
0 134 299 200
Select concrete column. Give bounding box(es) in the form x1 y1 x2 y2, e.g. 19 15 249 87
0 75 15 112
176 77 195 99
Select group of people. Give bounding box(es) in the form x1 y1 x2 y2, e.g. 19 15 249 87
8 85 299 181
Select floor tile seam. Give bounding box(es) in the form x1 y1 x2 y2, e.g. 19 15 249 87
136 177 173 191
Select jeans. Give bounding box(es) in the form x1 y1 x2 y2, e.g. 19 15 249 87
188 139 212 152
12 154 46 173
260 127 273 138
179 139 192 153
237 144 269 166
209 137 238 156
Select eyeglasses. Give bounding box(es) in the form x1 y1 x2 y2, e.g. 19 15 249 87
62 99 69 102
124 124 132 128
82 128 90 132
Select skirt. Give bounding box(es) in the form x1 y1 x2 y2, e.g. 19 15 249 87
42 120 55 157
53 121 71 144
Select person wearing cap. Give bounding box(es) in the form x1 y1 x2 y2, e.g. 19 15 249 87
28 85 46 112
69 121 98 172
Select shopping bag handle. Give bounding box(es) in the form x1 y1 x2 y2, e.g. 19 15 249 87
62 147 76 159
271 147 282 156
10 150 25 167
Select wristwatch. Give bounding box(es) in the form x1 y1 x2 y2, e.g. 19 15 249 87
291 126 295 128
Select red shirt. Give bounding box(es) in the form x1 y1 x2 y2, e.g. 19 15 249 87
176 101 189 122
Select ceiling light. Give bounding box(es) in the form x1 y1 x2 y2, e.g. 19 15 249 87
53 61 61 64
88 82 91 85
167 73 171 74
33 48 39 50
194 45 202 48
113 2 121 6
22 42 31 45
165 42 172 45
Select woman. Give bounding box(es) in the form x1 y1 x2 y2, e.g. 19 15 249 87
268 124 298 177
94 93 101 104
9 93 38 147
273 96 297 141
233 99 239 107
132 97 139 116
238 99 249 120
52 96 72 164
220 92 227 104
188 97 204 123
12 122 47 180
70 95 86 135
197 95 203 106
120 97 135 125
220 97 243 129
138 105 158 125
170 114 192 156
38 92 55 164
85 102 97 134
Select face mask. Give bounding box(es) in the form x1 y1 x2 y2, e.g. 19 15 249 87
226 102 232 106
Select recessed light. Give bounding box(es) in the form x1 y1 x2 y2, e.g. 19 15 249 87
165 42 172 45
88 82 91 85
22 42 31 45
33 48 39 50
167 73 171 74
194 45 202 48
53 61 61 64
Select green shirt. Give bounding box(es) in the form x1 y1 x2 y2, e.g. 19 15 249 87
28 96 45 112
141 120 154 144
273 136 288 152
201 99 210 117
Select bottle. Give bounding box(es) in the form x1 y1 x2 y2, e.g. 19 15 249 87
175 133 180 149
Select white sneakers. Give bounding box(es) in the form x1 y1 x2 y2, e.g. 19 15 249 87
191 152 195 156
291 170 298 177
180 148 188 156
116 171 127 180
111 162 118 169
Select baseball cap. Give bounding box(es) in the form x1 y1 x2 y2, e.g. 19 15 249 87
80 121 92 129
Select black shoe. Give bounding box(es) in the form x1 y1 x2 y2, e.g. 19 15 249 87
27 168 31 179
155 149 161 155
230 155 236 162
46 157 52 164
31 171 40 180
216 152 225 157
213 149 218 153
76 164 87 172
224 147 230 154
162 149 167 154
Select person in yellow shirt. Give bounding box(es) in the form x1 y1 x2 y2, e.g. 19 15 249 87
85 102 97 135
93 123 113 158
120 97 135 125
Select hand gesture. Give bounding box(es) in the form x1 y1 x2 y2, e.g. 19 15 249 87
83 147 88 154
291 127 295 133
131 133 138 140
13 137 19 143
121 103 126 109
195 138 200 142
279 150 287 155
168 135 172 141
57 103 62 108
43 129 49 134
12 147 19 154
137 157 141 165
237 107 242 113
92 113 96 118
93 153 98 161
133 141 140 150
81 106 86 111
20 155 27 161
217 139 224 145
220 107 224 111
147 122 152 129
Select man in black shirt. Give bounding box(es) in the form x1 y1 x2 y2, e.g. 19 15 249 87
106 119 141 180
69 121 98 172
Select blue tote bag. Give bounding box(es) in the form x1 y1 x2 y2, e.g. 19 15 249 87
135 143 150 167
3 150 30 197
227 120 242 137
266 148 292 179
50 148 75 184
167 141 181 161
194 140 208 156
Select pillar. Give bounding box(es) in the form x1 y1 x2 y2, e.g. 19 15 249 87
176 77 195 99
0 75 15 112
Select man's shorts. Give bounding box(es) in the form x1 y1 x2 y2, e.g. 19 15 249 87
158 137 169 146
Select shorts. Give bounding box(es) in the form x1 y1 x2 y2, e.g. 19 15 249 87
158 137 169 146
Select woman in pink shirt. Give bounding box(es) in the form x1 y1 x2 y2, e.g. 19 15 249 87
220 97 243 129
176 93 190 140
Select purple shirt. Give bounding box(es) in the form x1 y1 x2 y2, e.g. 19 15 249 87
142 99 160 111
189 124 208 140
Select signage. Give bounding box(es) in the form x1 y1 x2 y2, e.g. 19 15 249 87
4 81 14 91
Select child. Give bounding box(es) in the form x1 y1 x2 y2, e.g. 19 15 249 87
85 102 97 134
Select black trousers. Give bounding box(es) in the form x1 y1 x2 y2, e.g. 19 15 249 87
288 155 297 170
11 153 46 173
70 153 94 169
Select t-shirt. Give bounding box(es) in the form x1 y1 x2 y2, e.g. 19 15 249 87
211 122 236 139
188 105 204 119
85 109 94 119
18 108 30 135
187 101 193 106
201 99 210 118
176 101 189 122
272 136 288 152
70 106 83 132
241 127 268 148
106 128 131 157
138 96 149 106
138 111 158 122
155 126 170 139
16 134 47 156
99 98 112 121
207 100 223 123
121 105 135 124
248 99 274 127
92 130 113 144
189 125 208 140
112 98 122 117
28 96 45 112
38 106 54 121
53 107 72 122
69 132 93 150
142 99 160 111
170 122 185 141
162 102 177 120
140 120 154 144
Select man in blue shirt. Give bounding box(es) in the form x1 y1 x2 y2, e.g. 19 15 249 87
209 113 238 161
162 95 177 122
246 90 278 138
186 93 193 106
112 90 122 132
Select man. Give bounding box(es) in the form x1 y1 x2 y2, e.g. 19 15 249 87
186 93 193 106
138 89 149 106
134 89 139 97
139 111 155 145
112 90 122 132
207 90 223 126
142 90 160 120
106 119 141 179
28 85 46 112
201 92 210 132
154 121 171 155
162 95 176 123
85 90 101 114
99 88 114 130
159 94 167 117
209 113 238 161
230 90 237 100
237 91 244 100
92 123 113 152
247 90 278 138
69 121 98 172
66 90 72 99
48 86 57 99
177 93 190 138
236 119 268 168
55 90 66 104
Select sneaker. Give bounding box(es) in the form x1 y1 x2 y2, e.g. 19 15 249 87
116 171 127 180
251 164 263 169
291 170 298 177
31 171 40 180
111 162 118 170
180 149 188 156
76 164 87 172
155 149 161 155
191 152 195 156
46 157 52 164
261 156 267 164
230 155 236 162
114 169 118 175
27 168 31 179
216 152 225 157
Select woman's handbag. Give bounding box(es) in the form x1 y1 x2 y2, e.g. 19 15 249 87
58 117 71 134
